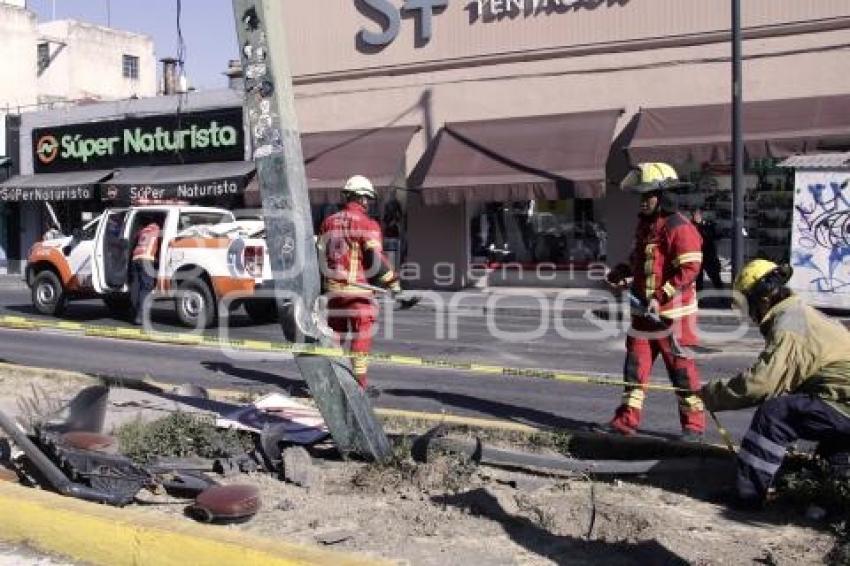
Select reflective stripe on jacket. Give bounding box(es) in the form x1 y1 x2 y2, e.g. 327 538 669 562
702 296 850 417
318 202 398 296
132 223 161 262
630 212 703 320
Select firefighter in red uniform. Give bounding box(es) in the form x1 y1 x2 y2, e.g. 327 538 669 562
318 175 401 397
604 163 706 440
130 215 162 326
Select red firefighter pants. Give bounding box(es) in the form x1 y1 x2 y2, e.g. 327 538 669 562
611 332 706 434
327 296 377 389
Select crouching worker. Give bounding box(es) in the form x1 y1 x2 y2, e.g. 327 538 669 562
318 175 401 398
701 259 850 507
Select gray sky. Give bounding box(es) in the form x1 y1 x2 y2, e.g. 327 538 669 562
27 0 239 90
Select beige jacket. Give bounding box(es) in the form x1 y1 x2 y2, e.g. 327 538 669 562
702 295 850 417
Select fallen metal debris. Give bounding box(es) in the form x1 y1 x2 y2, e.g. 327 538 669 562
412 427 734 477
212 452 264 477
216 393 329 446
188 484 262 524
171 383 210 400
0 387 226 513
315 529 355 545
60 432 119 455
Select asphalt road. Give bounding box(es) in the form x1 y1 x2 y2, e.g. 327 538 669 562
0 287 766 443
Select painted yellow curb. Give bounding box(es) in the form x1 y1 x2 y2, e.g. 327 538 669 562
0 482 391 566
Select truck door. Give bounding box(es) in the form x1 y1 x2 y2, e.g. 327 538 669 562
63 215 102 289
92 209 129 293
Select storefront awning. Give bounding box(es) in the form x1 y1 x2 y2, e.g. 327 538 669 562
628 94 850 164
104 161 256 202
0 170 113 202
245 125 419 207
408 110 622 205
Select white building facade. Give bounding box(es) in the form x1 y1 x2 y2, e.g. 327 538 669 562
0 0 155 272
36 20 156 107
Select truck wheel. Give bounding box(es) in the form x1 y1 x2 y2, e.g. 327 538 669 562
175 279 217 329
103 294 131 318
32 271 67 316
244 299 278 324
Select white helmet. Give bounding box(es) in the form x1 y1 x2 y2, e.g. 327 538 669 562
342 175 376 200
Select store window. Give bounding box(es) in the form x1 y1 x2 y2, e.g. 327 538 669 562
122 54 139 80
672 159 794 268
470 199 607 267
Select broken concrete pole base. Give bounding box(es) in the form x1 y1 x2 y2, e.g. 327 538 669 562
294 354 391 463
281 446 314 488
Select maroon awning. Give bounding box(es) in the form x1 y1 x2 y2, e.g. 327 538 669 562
628 94 850 164
244 125 419 206
408 110 622 205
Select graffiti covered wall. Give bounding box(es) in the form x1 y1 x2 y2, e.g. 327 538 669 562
790 170 850 308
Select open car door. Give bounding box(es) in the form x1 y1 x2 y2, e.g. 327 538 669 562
92 209 129 293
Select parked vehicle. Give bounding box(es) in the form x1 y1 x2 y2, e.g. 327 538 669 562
25 205 276 328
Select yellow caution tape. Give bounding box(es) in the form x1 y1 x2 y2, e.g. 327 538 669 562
0 313 737 447
0 314 688 394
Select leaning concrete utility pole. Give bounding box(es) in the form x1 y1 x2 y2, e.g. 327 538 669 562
231 0 391 462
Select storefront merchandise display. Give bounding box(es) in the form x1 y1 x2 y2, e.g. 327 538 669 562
668 162 795 269
471 199 606 267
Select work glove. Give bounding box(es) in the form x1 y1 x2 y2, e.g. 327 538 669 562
606 263 632 290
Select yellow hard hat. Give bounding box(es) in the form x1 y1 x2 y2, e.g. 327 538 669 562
733 259 779 295
620 162 688 193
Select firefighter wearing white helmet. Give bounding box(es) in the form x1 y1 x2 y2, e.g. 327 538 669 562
318 175 400 398
342 174 377 200
701 259 850 508
601 162 706 440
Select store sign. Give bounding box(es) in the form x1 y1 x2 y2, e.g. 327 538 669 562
103 176 249 204
0 186 94 202
33 108 244 174
467 0 612 20
357 0 448 48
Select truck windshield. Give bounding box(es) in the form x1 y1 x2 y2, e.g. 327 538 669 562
177 212 234 231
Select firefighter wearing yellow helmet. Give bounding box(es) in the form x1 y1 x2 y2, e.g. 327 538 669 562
602 163 706 440
701 258 850 508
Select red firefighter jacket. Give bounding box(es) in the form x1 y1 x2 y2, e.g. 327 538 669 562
630 212 703 320
132 223 161 263
318 202 398 296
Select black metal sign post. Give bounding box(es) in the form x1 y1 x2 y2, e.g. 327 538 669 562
731 0 745 278
231 0 391 462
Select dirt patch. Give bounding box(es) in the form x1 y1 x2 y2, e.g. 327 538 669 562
137 453 834 565
0 365 838 565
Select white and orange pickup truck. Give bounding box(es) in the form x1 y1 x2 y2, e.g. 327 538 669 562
25 205 275 328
